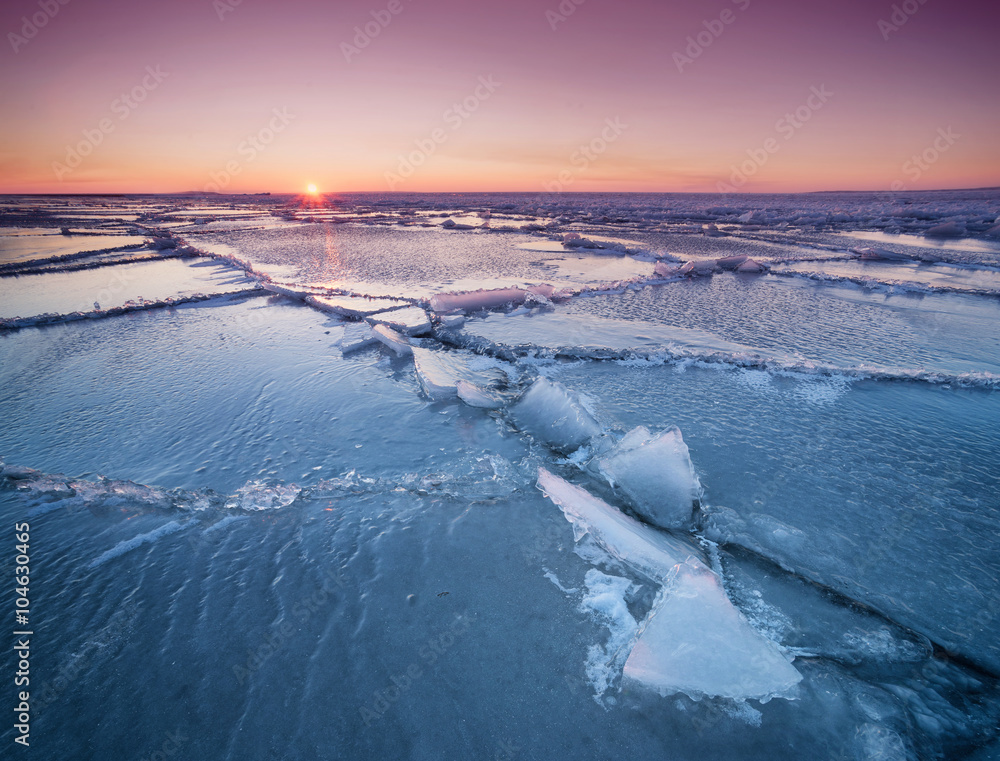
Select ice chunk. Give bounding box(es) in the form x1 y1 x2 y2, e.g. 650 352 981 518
593 426 700 530
653 260 681 278
430 287 526 313
412 347 509 401
338 323 378 353
716 255 748 270
456 379 504 409
412 347 457 400
428 285 555 315
663 260 714 278
623 560 803 701
439 314 466 329
536 469 802 701
537 467 701 583
854 247 911 261
372 324 413 356
367 306 432 336
925 221 964 238
511 377 601 453
736 258 766 273
225 480 301 510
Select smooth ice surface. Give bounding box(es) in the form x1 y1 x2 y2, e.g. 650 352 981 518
464 309 786 365
0 231 147 264
593 426 700 530
511 377 602 453
554 276 1000 381
0 298 525 492
0 258 257 319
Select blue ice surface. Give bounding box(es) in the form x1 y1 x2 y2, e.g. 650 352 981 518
1 190 999 760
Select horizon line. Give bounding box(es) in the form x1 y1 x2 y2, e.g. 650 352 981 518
3 185 1000 198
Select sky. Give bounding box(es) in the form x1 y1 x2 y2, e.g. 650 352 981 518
0 0 998 194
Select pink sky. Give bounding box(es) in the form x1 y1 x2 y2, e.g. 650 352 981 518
1 0 998 194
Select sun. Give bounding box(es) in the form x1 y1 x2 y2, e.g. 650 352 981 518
306 183 318 194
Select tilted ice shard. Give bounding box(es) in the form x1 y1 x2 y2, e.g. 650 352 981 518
338 323 378 353
428 285 557 314
536 469 802 701
537 467 695 583
624 560 803 701
412 347 510 401
736 258 766 273
456 380 504 409
371 324 413 356
716 255 749 270
367 306 432 336
511 377 601 453
429 287 529 314
593 426 700 530
412 347 459 400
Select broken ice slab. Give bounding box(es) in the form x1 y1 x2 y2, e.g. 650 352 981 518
372 324 413 356
655 260 716 278
853 247 912 261
0 258 259 320
338 323 378 353
536 469 801 701
736 258 767 273
411 347 508 401
428 284 557 314
306 294 411 318
261 281 313 300
510 377 601 454
623 560 803 701
0 232 147 266
592 426 700 530
456 380 504 409
366 306 432 336
537 467 698 583
716 255 749 270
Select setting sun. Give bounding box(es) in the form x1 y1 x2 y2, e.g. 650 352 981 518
307 184 318 194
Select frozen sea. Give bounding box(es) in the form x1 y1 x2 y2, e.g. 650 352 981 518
1 190 999 760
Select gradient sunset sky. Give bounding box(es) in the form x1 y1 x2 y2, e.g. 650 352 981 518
1 0 998 194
